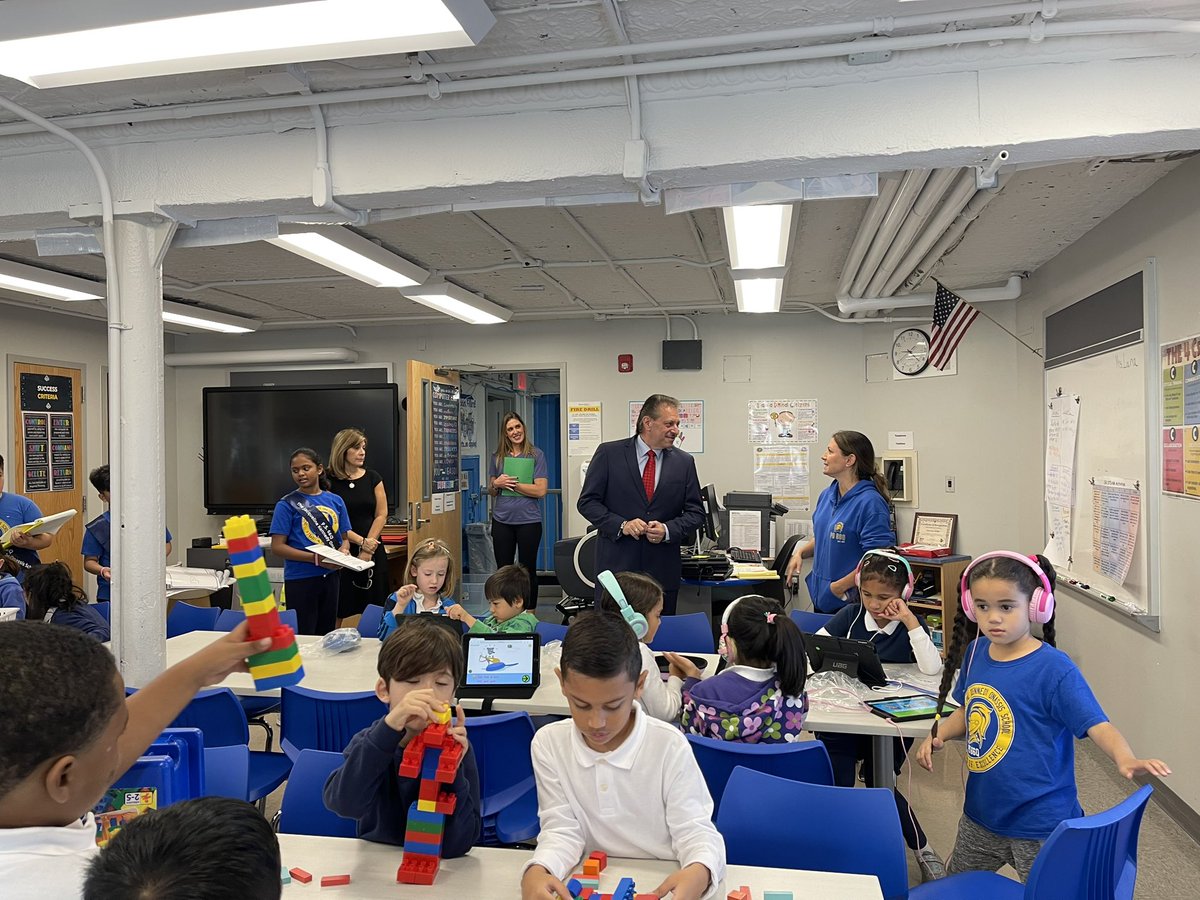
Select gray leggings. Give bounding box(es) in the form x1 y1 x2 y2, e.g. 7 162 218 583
948 814 1044 881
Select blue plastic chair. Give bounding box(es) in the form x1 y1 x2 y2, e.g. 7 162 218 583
203 744 250 800
789 609 833 633
648 612 715 653
717 767 908 900
464 711 539 845
213 607 296 751
167 601 220 637
280 685 387 761
278 749 358 838
279 608 298 632
910 785 1154 900
358 604 384 638
535 621 568 644
94 601 111 623
215 608 245 631
168 687 292 804
686 734 833 819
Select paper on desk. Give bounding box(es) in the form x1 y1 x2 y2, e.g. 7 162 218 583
165 566 232 598
307 544 374 572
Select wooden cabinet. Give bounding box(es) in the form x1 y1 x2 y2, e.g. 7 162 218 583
901 553 970 656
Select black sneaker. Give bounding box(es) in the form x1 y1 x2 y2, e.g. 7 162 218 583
917 847 947 882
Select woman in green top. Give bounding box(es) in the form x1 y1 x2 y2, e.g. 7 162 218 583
448 565 539 633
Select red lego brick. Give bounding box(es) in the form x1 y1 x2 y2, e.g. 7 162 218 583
433 789 457 815
434 741 464 782
320 874 351 887
579 890 595 900
267 624 295 651
727 888 750 900
245 608 281 641
418 780 440 801
588 850 608 871
288 867 313 884
397 853 440 885
634 895 660 899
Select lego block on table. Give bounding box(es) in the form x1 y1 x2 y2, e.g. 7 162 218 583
633 895 659 900
280 865 291 884
583 859 600 877
320 874 351 887
397 853 440 885
612 877 635 900
566 877 582 896
288 867 312 884
588 851 608 871
578 889 595 900
761 893 793 900
726 888 750 900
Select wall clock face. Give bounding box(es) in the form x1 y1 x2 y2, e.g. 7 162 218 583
892 328 931 376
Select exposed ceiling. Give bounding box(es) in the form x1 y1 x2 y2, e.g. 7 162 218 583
0 1 1196 329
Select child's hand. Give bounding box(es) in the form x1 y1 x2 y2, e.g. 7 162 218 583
652 862 711 900
181 621 273 688
449 704 468 755
384 687 451 736
1118 757 1171 779
395 584 418 604
446 604 464 621
663 651 701 680
917 734 943 771
884 597 919 628
521 865 572 899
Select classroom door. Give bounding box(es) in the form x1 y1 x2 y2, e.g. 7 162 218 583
406 360 462 573
9 361 86 587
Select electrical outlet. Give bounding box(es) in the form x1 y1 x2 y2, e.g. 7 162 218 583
945 476 955 493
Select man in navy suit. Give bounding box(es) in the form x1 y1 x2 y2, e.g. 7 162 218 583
577 394 704 615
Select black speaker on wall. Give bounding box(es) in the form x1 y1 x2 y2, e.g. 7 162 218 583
662 340 703 370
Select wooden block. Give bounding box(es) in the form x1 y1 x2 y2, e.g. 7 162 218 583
288 867 312 884
320 874 351 887
588 850 608 871
762 892 793 900
583 859 600 876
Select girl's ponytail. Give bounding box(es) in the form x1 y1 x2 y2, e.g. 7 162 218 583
726 595 807 698
932 582 974 739
770 610 808 698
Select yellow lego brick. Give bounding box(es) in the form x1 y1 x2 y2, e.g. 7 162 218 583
248 656 304 679
223 515 258 539
417 799 437 813
232 558 267 580
432 706 452 725
240 596 278 618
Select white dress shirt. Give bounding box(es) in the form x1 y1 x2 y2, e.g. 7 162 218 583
816 608 943 675
638 642 684 723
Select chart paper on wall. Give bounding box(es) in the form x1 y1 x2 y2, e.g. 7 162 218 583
1161 333 1200 498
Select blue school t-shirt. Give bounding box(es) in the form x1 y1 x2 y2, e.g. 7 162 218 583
0 491 44 581
269 490 350 580
805 479 894 613
0 573 25 618
81 511 174 601
952 638 1108 840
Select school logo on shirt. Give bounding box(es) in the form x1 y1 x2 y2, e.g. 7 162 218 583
964 683 1014 772
830 521 846 543
299 506 341 546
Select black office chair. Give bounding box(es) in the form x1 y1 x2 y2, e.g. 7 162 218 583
552 531 598 624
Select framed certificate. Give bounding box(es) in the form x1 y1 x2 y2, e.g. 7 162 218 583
911 513 957 552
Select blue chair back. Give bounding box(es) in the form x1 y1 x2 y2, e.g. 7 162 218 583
169 688 251 747
278 749 358 838
279 608 298 632
280 685 387 760
648 612 715 653
718 767 908 900
686 734 832 818
1025 784 1152 900
464 711 539 845
535 621 568 643
789 609 833 633
203 745 250 799
215 609 245 632
358 604 384 638
94 601 111 623
167 601 220 637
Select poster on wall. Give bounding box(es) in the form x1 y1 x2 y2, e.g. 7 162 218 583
628 400 704 452
459 393 478 450
19 373 76 492
747 399 818 444
1161 333 1200 499
429 382 460 494
1090 476 1141 585
21 413 49 492
751 445 810 511
568 402 603 457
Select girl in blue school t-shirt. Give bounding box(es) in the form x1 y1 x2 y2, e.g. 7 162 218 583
269 447 350 637
918 551 1170 882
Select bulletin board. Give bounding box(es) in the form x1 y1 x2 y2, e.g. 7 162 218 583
1042 262 1160 631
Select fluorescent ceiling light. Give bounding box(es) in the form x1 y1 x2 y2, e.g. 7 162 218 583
0 259 104 302
733 278 784 314
723 205 793 270
162 300 260 333
267 227 427 289
0 0 495 88
401 281 512 325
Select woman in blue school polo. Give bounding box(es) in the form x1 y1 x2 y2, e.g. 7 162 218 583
784 430 894 613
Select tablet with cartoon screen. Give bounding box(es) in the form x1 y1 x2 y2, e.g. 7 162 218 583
864 694 959 722
458 633 541 700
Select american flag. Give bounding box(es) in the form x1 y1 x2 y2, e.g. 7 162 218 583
929 281 979 370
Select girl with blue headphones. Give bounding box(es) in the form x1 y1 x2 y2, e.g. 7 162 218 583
597 570 694 723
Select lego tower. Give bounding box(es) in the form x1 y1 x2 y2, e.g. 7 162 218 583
222 515 304 690
395 706 464 885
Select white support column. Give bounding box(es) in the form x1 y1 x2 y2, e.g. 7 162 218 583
111 213 178 687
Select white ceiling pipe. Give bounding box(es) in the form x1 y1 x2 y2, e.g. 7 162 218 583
849 170 929 299
900 175 1012 293
878 169 981 297
836 173 902 298
863 168 958 299
0 13 1193 138
836 274 1022 315
163 347 358 366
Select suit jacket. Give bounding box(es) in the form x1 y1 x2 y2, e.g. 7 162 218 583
577 437 704 595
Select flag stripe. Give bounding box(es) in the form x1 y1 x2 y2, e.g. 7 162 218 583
928 281 979 369
930 307 978 368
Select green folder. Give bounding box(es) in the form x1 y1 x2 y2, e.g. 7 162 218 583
501 456 535 496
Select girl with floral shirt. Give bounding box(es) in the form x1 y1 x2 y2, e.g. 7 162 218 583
679 594 808 742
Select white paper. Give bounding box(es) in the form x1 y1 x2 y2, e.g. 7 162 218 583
568 402 603 457
752 445 810 511
0 508 77 548
1042 505 1072 568
629 399 704 452
747 399 818 444
728 510 762 552
432 493 445 515
1090 476 1141 585
888 431 914 451
165 566 233 593
307 544 374 572
1044 395 1080 507
445 492 457 512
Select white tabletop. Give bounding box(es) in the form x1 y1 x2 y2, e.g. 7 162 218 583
277 836 883 899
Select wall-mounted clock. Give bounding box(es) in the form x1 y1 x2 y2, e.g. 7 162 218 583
891 328 931 376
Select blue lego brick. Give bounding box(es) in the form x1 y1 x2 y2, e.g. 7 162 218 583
421 750 443 780
407 806 445 828
762 893 794 900
251 669 306 691
403 833 442 855
612 877 635 900
566 877 582 896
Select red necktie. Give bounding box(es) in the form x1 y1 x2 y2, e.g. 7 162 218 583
642 450 656 502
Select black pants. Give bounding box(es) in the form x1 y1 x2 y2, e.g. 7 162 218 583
492 519 541 610
286 573 339 635
661 587 679 617
819 732 927 851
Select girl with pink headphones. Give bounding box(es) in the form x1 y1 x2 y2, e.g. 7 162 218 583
918 551 1170 881
815 549 945 882
679 594 808 743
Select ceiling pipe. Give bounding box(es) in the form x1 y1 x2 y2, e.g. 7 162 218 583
837 274 1022 315
901 174 1012 292
877 169 980 297
836 173 902 299
849 170 929 299
164 347 359 366
862 168 958 298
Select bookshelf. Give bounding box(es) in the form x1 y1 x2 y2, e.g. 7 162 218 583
901 553 970 657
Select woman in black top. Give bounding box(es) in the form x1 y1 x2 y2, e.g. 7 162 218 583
327 427 390 620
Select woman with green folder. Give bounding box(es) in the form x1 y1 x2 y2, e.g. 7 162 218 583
489 412 548 610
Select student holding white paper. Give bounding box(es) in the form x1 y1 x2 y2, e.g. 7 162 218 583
0 453 51 582
489 412 547 610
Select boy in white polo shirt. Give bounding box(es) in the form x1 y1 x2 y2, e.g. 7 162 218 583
521 610 725 900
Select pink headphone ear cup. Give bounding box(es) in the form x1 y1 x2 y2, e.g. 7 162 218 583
1029 588 1055 624
961 587 977 622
